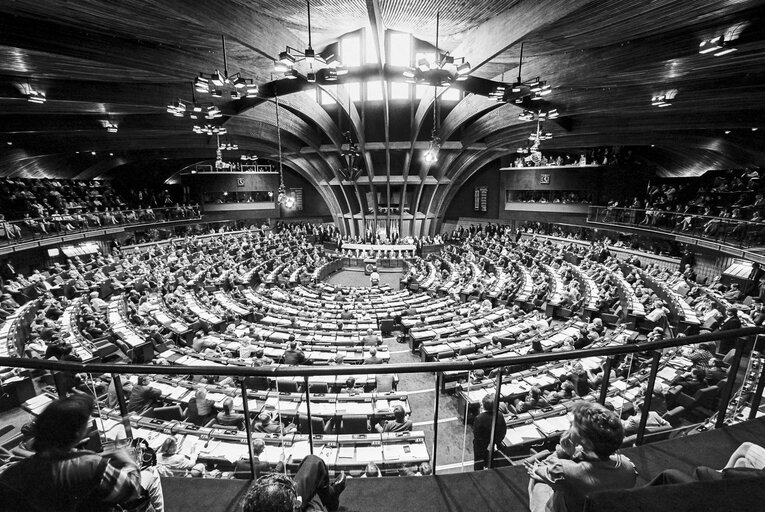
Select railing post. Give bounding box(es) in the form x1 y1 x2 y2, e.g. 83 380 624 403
635 351 661 446
240 379 256 480
304 375 314 455
716 337 747 429
487 367 504 469
431 371 443 474
111 373 133 439
598 356 615 405
749 350 765 420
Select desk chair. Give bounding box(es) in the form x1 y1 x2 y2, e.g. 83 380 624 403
308 382 329 394
380 319 396 336
341 414 369 434
298 414 326 435
375 374 395 392
152 405 184 422
276 379 300 393
244 376 269 390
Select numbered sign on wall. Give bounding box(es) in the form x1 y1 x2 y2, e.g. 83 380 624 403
474 187 488 212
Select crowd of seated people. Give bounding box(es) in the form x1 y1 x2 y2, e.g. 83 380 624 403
599 168 765 243
1 215 765 512
0 177 201 243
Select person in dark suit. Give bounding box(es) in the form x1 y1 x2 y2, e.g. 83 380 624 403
283 339 306 365
717 308 742 355
234 439 272 479
473 393 507 471
127 375 162 412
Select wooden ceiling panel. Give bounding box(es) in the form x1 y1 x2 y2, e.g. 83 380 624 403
0 0 762 191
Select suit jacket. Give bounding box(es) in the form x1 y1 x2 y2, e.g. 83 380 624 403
233 456 271 480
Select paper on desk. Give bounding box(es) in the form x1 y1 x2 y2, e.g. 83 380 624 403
355 446 382 462
291 441 311 461
612 380 628 391
514 423 542 441
382 444 405 461
338 446 355 459
536 415 570 435
211 442 247 463
504 428 525 446
658 367 678 382
607 396 625 409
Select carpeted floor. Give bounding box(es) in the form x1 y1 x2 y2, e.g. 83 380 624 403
325 268 403 289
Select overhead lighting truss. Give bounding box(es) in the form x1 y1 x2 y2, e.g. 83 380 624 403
274 0 346 83
194 35 258 97
402 13 470 87
192 124 227 135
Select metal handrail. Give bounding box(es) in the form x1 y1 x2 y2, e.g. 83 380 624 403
3 327 762 475
590 205 764 226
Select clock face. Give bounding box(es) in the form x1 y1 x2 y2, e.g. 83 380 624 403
540 173 551 184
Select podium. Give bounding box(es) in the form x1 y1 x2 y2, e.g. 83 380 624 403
364 258 377 275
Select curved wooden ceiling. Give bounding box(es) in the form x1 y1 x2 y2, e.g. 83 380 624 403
0 0 764 234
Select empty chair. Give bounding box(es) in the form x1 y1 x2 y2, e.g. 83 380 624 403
244 376 269 390
380 318 396 336
152 405 184 422
275 379 300 393
375 374 395 392
341 414 369 434
298 414 326 435
308 382 329 394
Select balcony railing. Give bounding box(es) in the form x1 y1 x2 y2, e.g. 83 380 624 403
0 205 202 247
587 206 765 248
1 327 763 479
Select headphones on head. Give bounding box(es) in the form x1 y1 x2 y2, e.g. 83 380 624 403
131 437 157 469
244 473 302 512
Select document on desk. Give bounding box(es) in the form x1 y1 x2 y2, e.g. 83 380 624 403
607 395 625 409
337 446 355 459
212 442 247 463
536 415 570 435
382 444 405 461
504 427 525 446
658 367 679 382
291 441 311 461
355 445 382 463
612 380 628 391
375 399 390 413
515 423 542 441
548 367 568 378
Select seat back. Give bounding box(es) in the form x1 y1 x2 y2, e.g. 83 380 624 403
244 376 269 390
275 379 300 393
375 374 395 392
341 414 368 434
380 319 396 335
662 406 686 427
298 414 325 435
153 405 184 421
694 385 720 410
308 382 329 394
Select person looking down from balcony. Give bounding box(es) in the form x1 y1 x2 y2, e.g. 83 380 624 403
526 401 637 512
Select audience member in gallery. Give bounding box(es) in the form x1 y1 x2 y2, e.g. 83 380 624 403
526 401 637 512
242 456 346 512
0 394 141 510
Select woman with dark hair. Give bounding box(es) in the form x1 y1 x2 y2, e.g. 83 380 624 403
0 394 141 511
525 401 637 512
